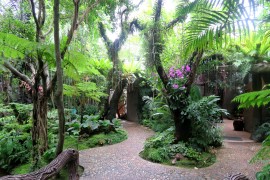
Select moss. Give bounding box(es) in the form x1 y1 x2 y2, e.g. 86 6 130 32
11 163 31 175
64 129 128 150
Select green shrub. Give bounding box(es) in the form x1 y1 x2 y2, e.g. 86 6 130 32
184 95 226 150
9 103 32 124
141 127 215 167
250 134 270 180
84 104 99 115
256 164 270 180
0 131 32 171
64 129 127 149
251 122 270 142
143 147 169 163
0 104 13 117
141 96 173 132
47 109 58 121
144 127 175 149
65 114 123 136
42 147 56 163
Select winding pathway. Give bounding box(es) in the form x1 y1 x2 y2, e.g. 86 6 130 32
79 120 262 180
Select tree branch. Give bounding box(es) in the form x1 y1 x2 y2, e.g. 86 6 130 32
39 0 46 28
29 0 39 28
61 0 80 58
155 0 163 22
130 19 144 32
48 0 82 95
3 61 33 86
133 0 144 9
166 15 186 29
185 51 203 95
78 0 102 25
98 22 112 50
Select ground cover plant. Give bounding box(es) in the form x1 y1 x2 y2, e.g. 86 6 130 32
0 104 127 175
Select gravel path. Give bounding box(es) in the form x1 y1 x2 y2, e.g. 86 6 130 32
79 120 263 180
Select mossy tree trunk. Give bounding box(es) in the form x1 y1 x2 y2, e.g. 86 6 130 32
98 16 138 120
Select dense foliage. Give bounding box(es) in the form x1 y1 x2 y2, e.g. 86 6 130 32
0 104 127 173
185 96 226 150
1 0 270 177
250 135 270 180
141 128 216 168
141 95 226 167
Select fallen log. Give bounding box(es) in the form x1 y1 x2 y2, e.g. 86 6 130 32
0 149 79 180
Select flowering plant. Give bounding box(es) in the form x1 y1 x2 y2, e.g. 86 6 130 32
168 65 190 90
166 65 191 109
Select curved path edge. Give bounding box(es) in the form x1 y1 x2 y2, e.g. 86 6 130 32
79 120 262 180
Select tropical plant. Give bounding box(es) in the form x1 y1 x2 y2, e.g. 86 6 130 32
140 0 255 142
233 84 270 108
98 0 145 121
9 103 32 124
141 127 215 167
141 95 173 132
251 122 270 142
233 84 270 179
250 135 270 180
0 0 108 167
184 96 226 150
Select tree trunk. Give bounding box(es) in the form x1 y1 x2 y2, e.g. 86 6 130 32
101 69 113 119
54 0 65 156
107 79 128 120
172 108 191 142
32 92 48 168
1 149 79 180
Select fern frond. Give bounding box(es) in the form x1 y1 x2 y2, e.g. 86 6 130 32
64 51 103 80
233 89 270 109
183 0 256 57
0 32 37 59
64 82 107 102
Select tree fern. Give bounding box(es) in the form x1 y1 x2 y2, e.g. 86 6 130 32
0 32 37 59
181 0 257 57
63 82 107 102
232 86 270 109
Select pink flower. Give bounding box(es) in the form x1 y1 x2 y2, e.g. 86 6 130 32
185 65 191 72
175 69 183 78
172 84 179 89
169 67 175 78
182 65 191 73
